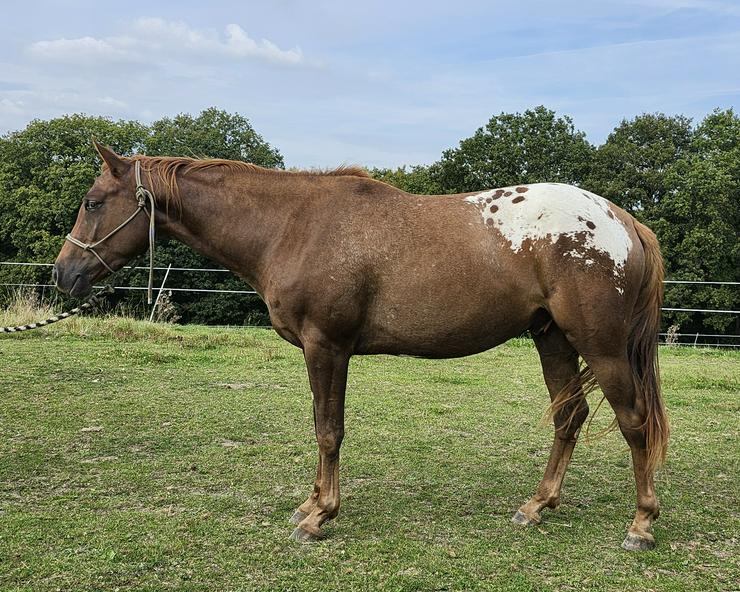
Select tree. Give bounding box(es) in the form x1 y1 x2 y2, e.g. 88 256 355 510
369 164 442 194
0 114 148 263
1 106 736 336
653 109 740 334
587 113 694 218
433 106 594 193
144 107 283 168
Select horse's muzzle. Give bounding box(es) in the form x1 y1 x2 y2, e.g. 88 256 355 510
53 262 92 297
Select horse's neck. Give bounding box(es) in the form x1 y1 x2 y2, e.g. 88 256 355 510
159 173 298 295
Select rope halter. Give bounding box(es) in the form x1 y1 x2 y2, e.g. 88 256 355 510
65 160 156 304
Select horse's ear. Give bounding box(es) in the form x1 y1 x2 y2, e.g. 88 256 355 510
92 138 130 178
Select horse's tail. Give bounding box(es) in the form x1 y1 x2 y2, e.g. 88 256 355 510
630 220 669 473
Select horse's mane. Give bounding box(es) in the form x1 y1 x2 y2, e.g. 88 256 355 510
130 155 370 210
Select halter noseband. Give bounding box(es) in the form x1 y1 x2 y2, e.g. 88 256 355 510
65 160 157 304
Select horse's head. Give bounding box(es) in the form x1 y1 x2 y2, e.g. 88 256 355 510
54 142 152 297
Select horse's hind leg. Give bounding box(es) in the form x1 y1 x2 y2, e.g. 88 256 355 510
582 353 661 550
513 324 589 526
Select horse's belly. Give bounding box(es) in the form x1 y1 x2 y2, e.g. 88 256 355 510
357 285 536 357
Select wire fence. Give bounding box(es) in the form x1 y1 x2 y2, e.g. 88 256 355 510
1 261 738 348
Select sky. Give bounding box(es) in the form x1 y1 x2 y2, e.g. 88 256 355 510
0 0 738 168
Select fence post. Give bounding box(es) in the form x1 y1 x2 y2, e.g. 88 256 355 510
149 264 172 323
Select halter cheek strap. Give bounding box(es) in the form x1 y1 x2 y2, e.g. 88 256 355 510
65 160 157 304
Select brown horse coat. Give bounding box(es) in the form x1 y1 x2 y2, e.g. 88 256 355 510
54 144 668 550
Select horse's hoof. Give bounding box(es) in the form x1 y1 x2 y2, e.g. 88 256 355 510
289 510 308 525
621 532 656 551
511 510 539 526
290 526 323 543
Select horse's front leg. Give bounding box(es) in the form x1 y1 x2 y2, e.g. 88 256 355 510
290 337 349 542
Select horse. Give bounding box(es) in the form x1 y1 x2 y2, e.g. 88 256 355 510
53 141 669 551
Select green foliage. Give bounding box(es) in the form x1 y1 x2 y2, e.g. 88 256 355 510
584 109 739 333
139 107 283 325
586 113 694 217
433 106 594 193
655 109 740 333
0 114 148 263
427 107 738 337
144 107 284 168
369 164 443 194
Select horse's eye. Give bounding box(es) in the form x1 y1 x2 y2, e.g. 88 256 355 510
85 200 103 211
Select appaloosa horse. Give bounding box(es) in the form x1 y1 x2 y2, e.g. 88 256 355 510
54 142 669 550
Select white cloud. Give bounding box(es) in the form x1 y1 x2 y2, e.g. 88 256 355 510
0 97 25 115
28 18 304 66
29 36 132 63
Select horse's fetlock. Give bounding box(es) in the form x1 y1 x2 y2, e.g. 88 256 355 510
638 499 660 520
319 499 340 520
545 496 560 510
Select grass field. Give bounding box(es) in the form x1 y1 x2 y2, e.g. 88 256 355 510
0 317 738 591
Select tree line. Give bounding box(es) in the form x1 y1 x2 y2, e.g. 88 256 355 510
0 106 737 336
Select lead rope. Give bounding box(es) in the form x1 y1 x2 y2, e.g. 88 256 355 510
134 160 156 305
0 286 114 333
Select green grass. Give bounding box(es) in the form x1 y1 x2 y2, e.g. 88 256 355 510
0 320 738 591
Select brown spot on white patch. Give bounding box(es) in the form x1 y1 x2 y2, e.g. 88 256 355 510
486 218 494 226
492 189 505 199
607 210 615 219
586 221 596 230
504 191 513 197
537 213 544 220
490 205 498 213
485 197 492 204
512 196 525 204
516 186 529 193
